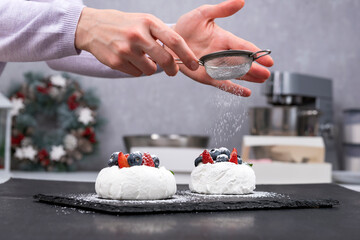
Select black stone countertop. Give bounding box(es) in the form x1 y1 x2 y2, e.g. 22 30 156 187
1 178 360 240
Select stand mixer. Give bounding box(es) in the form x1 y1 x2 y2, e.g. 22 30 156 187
247 71 337 166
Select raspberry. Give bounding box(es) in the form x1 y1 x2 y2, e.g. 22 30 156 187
229 148 238 164
118 152 130 168
142 152 155 167
201 150 214 164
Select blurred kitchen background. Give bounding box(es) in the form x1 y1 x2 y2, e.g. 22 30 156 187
0 0 359 184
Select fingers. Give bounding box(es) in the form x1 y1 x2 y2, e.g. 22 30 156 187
226 34 274 67
149 20 199 72
142 40 179 76
199 0 245 19
237 62 271 83
211 80 251 97
127 48 159 76
108 58 143 77
116 61 143 76
87 42 144 76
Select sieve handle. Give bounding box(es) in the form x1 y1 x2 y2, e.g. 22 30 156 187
150 57 203 66
251 49 271 60
174 58 203 66
174 58 183 64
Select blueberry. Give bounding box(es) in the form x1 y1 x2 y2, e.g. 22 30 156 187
237 154 243 164
127 152 143 166
151 155 160 168
107 152 119 167
194 156 203 167
209 148 221 160
219 147 230 158
133 151 143 158
216 154 229 162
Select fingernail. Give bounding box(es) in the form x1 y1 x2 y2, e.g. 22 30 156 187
191 60 199 71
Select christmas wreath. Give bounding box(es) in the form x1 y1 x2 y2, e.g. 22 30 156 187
9 72 103 171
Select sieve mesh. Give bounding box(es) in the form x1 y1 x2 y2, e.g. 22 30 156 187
175 49 270 80
203 55 252 80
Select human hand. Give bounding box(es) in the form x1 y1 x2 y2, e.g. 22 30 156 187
173 0 274 96
75 8 199 77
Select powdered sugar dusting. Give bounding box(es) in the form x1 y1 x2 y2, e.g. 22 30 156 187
70 193 193 205
67 190 282 206
54 205 94 215
183 190 282 199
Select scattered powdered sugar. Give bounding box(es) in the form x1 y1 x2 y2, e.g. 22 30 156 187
69 193 194 205
54 205 94 215
55 206 72 215
182 190 283 199
67 190 283 206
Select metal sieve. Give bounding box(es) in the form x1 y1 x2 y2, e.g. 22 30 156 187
176 49 271 80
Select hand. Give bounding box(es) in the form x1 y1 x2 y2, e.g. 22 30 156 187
75 8 199 77
173 0 274 96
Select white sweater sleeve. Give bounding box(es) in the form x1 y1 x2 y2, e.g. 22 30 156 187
0 0 84 62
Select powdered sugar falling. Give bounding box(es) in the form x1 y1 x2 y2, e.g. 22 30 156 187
206 80 249 147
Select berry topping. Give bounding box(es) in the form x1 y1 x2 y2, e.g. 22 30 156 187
142 152 155 167
209 148 221 160
127 152 143 166
216 154 229 162
107 152 119 167
201 150 214 164
237 154 243 164
107 151 161 168
118 152 130 168
219 147 231 158
133 151 143 158
229 148 238 164
194 155 203 167
151 155 160 168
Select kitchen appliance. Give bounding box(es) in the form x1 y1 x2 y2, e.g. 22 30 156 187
123 134 209 152
247 71 337 166
343 109 360 171
123 134 209 184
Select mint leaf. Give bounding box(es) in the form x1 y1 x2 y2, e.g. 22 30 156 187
169 170 174 175
244 162 253 167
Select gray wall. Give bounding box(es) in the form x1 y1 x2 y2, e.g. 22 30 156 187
1 0 359 170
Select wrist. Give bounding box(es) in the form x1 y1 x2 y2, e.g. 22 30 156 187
75 7 97 51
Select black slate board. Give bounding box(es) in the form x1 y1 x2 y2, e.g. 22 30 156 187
33 189 339 215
